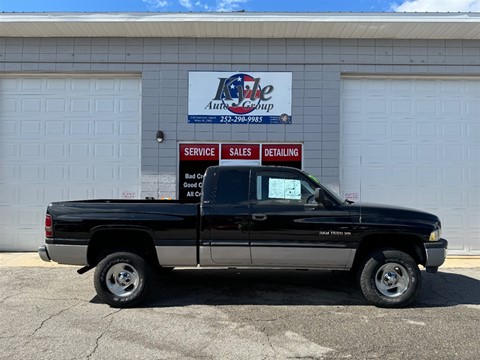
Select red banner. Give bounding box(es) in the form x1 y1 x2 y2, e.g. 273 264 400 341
221 144 260 160
180 144 219 161
262 144 302 161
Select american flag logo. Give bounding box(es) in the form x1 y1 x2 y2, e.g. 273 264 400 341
221 73 262 115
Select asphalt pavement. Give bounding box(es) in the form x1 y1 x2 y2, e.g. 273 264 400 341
0 253 479 360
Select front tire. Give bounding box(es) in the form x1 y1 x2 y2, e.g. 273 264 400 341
94 252 152 308
358 249 421 308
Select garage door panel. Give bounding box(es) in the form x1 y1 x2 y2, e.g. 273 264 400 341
120 78 141 91
20 165 42 182
468 188 480 207
415 80 435 92
441 123 463 137
120 98 141 113
44 187 67 203
365 122 388 136
46 98 67 112
468 145 480 162
466 122 479 138
0 98 17 113
21 98 43 113
363 167 391 184
0 185 18 204
20 143 41 157
391 122 413 137
94 166 116 181
18 188 45 204
95 121 115 135
119 166 140 182
442 100 462 115
466 99 479 114
0 75 141 251
391 144 414 162
45 144 66 158
416 99 436 115
392 167 415 185
391 187 416 205
416 144 438 162
465 81 480 92
94 143 115 157
68 187 91 201
341 78 479 255
93 187 117 199
0 165 18 182
95 99 116 113
20 120 42 135
120 121 140 136
416 123 439 139
441 167 465 183
69 165 91 181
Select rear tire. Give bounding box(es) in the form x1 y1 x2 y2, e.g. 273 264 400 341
358 249 421 308
94 252 152 308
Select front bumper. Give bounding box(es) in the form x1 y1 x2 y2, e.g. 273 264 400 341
424 238 448 269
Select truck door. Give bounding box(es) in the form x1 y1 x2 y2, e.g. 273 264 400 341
249 168 355 268
202 168 252 265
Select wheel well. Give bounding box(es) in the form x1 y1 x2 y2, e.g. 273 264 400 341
87 230 159 268
352 234 426 271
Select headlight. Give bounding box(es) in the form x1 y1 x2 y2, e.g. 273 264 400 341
429 229 442 241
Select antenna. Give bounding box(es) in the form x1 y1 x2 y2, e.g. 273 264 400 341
359 155 363 223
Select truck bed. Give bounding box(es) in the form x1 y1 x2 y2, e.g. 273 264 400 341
46 200 199 248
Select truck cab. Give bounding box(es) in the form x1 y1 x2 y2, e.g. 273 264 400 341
200 166 355 269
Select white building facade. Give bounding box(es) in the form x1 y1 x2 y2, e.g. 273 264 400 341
0 13 479 253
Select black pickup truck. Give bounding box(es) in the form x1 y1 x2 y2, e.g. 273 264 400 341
39 165 447 308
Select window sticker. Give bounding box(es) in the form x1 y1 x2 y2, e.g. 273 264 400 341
268 178 285 198
268 178 301 200
284 179 301 199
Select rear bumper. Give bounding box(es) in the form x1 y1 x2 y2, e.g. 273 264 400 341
424 238 448 268
38 242 88 266
38 245 51 262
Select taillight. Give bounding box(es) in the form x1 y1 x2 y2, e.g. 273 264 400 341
45 214 53 238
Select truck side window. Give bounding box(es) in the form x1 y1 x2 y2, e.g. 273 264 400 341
256 171 316 204
214 169 250 204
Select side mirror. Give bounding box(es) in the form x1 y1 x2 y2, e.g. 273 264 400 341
314 188 325 203
315 188 334 207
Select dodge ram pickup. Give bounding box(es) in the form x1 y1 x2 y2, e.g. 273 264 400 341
39 165 448 308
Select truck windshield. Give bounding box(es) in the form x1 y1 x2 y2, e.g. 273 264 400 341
303 171 347 204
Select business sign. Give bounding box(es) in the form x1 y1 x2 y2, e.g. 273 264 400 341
188 72 292 124
178 143 302 202
179 144 220 201
262 144 302 168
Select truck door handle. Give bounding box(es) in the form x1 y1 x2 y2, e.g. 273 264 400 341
252 213 267 221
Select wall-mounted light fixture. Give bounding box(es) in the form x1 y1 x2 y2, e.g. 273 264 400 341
156 130 164 143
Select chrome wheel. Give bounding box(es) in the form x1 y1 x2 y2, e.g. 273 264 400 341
374 262 410 298
95 252 152 308
105 262 140 297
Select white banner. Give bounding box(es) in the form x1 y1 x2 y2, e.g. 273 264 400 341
188 71 292 124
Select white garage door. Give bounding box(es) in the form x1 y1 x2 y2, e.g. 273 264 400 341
0 75 142 251
340 77 479 255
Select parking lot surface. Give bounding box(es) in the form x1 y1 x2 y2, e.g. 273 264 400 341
0 261 479 360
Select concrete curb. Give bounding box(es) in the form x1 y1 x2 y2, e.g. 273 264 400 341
1 252 479 268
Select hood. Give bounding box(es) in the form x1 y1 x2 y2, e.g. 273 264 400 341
346 202 440 227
